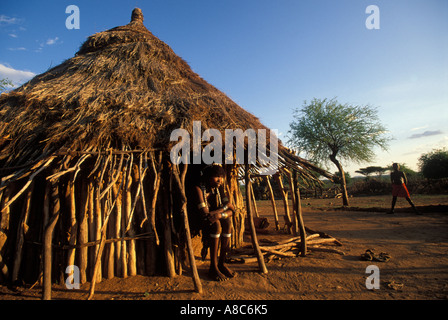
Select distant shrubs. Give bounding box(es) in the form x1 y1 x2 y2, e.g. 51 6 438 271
349 176 448 196
350 178 390 195
418 148 448 179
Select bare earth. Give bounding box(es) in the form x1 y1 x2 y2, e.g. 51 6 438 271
1 195 447 302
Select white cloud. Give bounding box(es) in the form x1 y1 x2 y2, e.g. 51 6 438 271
0 63 36 87
8 47 27 51
46 37 59 45
0 15 20 25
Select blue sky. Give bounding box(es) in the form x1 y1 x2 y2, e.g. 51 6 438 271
1 0 447 175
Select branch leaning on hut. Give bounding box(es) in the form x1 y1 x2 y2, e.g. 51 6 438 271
1 157 55 212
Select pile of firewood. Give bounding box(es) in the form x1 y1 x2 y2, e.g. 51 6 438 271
229 227 344 264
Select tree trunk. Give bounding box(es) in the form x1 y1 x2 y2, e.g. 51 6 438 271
329 154 349 206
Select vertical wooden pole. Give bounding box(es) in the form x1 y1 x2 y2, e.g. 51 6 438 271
245 165 267 274
172 164 202 294
274 172 292 233
12 182 34 283
124 176 137 276
78 180 89 284
106 189 115 280
113 182 123 277
162 174 176 278
66 178 77 273
265 176 279 231
94 183 102 282
250 181 259 218
293 171 307 256
88 180 96 280
88 191 115 300
43 182 60 300
286 169 298 235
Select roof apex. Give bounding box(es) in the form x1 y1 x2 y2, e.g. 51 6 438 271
130 8 144 24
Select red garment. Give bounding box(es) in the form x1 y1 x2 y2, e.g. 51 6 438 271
392 183 410 198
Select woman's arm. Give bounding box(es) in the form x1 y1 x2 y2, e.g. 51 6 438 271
195 186 232 223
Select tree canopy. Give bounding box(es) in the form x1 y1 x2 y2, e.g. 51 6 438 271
288 98 390 166
356 166 388 177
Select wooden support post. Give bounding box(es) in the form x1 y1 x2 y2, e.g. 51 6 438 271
88 189 115 299
286 169 298 235
293 171 307 256
162 174 176 278
42 182 60 300
250 181 259 218
265 176 279 231
87 224 107 300
66 178 77 274
12 182 34 283
274 172 292 233
172 164 202 294
245 164 267 274
93 183 102 282
78 181 89 284
112 181 123 277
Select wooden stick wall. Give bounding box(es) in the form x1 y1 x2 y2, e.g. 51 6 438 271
0 149 310 299
0 151 189 298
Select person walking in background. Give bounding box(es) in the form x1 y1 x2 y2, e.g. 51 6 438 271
387 163 421 215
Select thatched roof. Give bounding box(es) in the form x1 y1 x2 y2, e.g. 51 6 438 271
0 8 334 182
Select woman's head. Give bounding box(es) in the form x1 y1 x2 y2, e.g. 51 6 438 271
392 163 400 171
202 165 226 188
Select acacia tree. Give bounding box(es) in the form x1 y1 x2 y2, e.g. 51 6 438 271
356 166 387 178
288 98 390 206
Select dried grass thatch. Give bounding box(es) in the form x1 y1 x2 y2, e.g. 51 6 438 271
0 8 276 165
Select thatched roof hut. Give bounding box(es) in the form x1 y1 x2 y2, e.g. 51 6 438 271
0 8 334 299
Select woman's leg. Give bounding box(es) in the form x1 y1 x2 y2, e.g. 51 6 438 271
208 221 227 281
218 218 236 278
